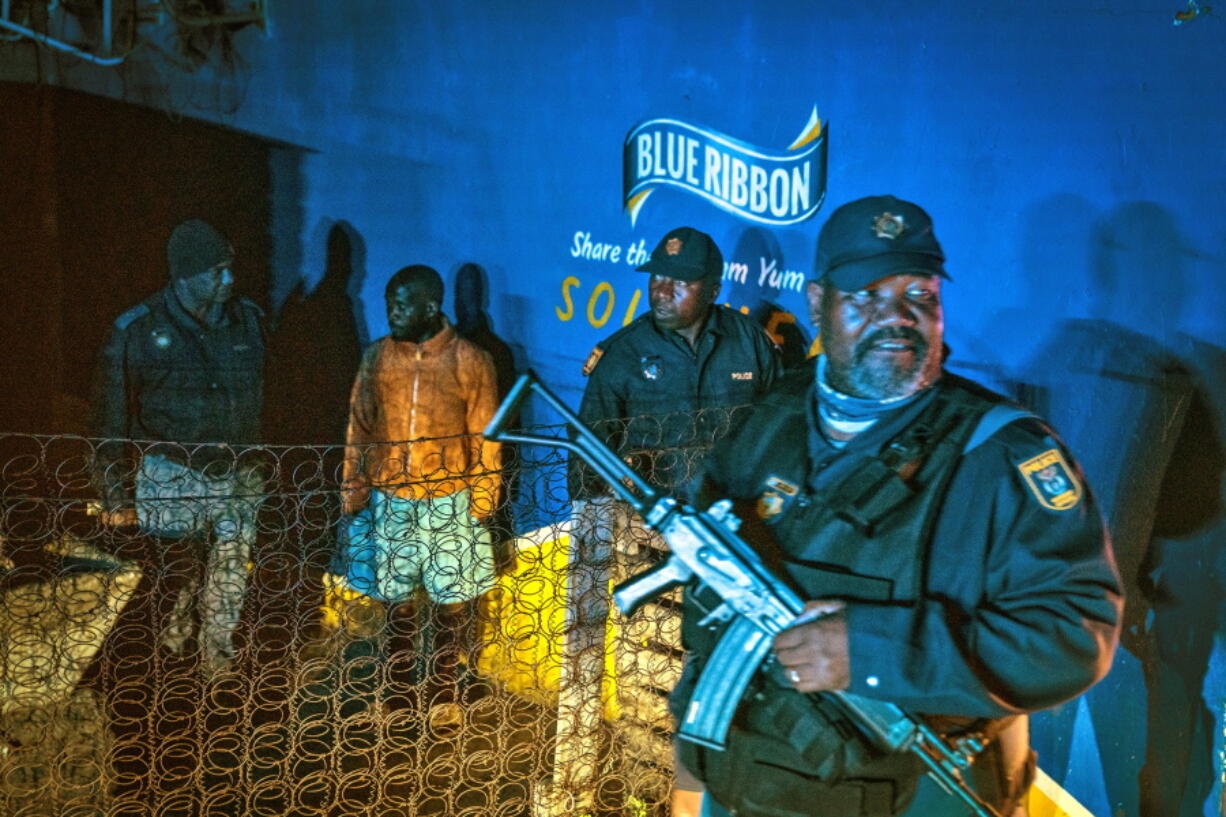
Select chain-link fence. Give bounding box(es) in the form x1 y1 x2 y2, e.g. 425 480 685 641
0 412 740 817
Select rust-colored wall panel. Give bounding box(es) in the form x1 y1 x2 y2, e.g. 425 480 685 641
0 83 64 433
0 82 272 434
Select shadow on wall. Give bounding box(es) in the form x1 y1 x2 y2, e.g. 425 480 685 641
728 227 811 368
264 221 367 446
453 262 518 404
453 261 522 558
1014 199 1226 817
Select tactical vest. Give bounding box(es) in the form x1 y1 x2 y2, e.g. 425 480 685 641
672 374 1001 817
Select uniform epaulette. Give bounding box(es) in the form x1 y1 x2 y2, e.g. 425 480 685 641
599 315 647 349
758 323 780 347
963 405 1038 454
237 297 265 318
113 303 151 331
580 315 646 376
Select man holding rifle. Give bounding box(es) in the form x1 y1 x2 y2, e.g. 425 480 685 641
673 195 1122 816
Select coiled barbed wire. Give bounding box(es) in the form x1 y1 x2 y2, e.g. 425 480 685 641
0 408 743 816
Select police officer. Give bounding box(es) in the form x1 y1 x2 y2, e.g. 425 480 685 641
674 197 1122 817
576 226 781 499
92 218 266 670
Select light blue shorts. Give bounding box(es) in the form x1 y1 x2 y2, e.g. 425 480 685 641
340 488 496 605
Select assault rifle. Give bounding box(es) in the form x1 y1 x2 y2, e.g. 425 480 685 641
485 372 1001 817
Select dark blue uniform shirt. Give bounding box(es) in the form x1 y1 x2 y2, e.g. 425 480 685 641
576 305 781 498
91 287 265 508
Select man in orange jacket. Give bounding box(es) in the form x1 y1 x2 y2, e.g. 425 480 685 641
341 264 501 733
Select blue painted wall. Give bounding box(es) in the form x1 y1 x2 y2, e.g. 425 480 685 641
4 2 1224 814
220 2 1226 395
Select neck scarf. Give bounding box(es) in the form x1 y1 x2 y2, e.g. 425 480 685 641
815 355 926 441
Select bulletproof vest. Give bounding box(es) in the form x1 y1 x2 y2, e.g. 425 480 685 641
674 376 996 817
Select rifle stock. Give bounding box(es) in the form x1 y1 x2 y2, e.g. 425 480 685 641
484 371 655 512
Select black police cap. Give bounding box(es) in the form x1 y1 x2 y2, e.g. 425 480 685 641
816 195 949 291
636 226 724 282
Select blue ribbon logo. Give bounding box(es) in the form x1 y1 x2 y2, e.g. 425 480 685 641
623 108 828 227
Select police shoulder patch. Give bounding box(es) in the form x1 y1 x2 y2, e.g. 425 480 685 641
581 346 604 377
1016 448 1082 511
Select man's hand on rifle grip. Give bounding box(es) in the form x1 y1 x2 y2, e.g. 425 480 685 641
772 599 850 693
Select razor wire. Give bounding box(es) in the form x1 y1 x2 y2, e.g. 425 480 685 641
0 406 750 817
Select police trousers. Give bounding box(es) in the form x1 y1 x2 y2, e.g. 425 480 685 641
136 454 262 663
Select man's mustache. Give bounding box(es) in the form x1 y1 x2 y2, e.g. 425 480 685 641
853 327 927 361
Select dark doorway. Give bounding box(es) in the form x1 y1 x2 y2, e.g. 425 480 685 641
0 81 277 435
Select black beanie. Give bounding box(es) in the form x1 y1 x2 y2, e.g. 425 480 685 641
167 219 232 279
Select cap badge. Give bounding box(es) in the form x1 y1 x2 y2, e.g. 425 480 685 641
151 329 172 349
872 212 906 240
665 237 683 256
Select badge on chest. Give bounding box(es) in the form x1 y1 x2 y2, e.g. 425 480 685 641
756 474 800 521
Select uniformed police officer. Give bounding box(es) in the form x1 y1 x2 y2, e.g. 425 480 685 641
571 226 780 817
92 218 266 670
674 197 1123 817
576 226 782 500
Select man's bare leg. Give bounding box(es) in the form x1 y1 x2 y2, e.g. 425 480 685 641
425 598 479 731
383 599 421 713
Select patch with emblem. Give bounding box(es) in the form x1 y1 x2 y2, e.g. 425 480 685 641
731 371 753 381
150 329 172 349
640 356 662 381
872 212 906 240
1017 448 1082 511
756 474 799 521
582 346 605 376
665 237 683 255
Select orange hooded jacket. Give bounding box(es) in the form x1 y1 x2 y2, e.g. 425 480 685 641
342 318 501 517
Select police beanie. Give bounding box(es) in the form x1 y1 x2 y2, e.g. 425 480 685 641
167 219 231 280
